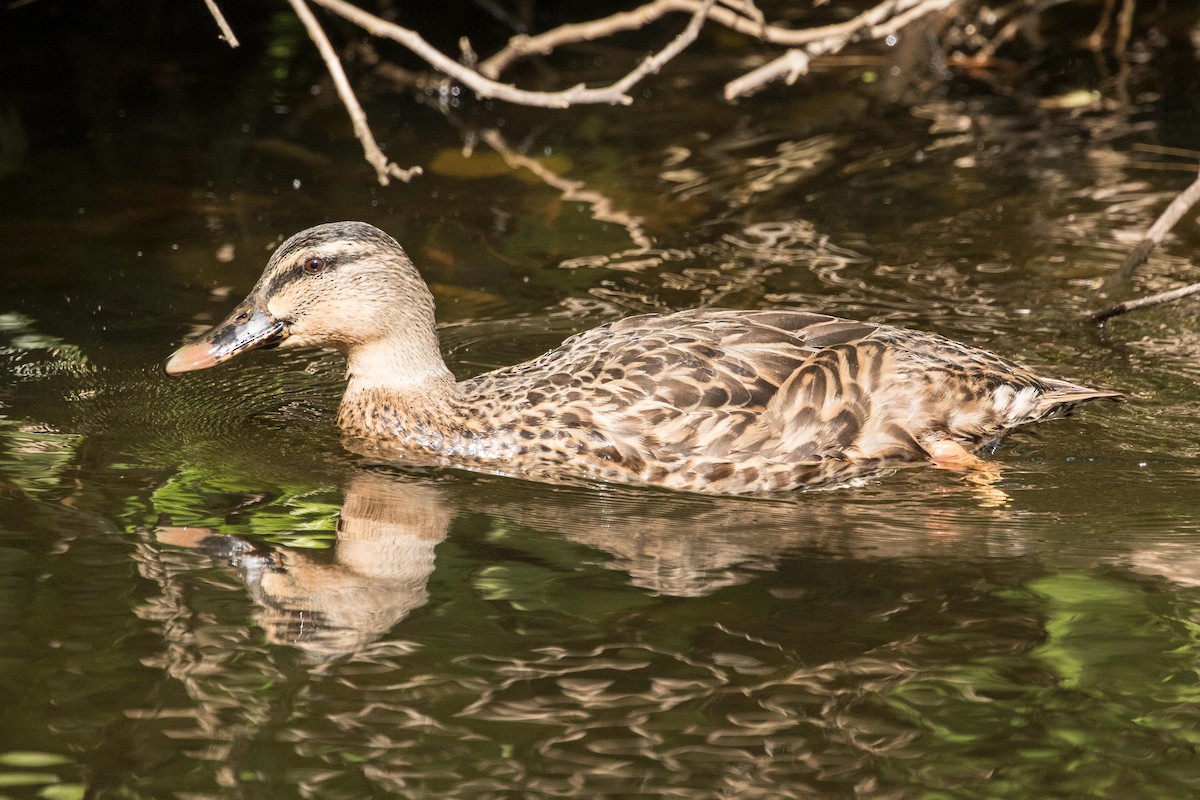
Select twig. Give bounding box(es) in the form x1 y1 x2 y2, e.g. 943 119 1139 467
201 0 239 47
1102 166 1200 291
478 0 753 79
286 0 422 185
724 49 809 100
617 0 717 95
310 0 713 108
1091 281 1200 324
481 0 956 81
725 0 957 98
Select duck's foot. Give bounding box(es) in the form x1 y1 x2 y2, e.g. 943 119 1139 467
923 438 985 470
922 438 1009 507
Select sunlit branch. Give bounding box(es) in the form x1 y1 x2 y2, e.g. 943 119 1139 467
724 49 809 100
1101 166 1200 292
309 0 715 108
1091 163 1200 323
481 0 957 90
480 130 653 251
1091 281 1200 324
201 0 239 48
286 0 422 185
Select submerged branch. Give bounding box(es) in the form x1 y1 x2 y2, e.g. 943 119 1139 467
1091 281 1200 324
1102 166 1200 292
1092 165 1200 324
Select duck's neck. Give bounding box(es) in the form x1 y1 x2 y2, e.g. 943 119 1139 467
337 335 462 444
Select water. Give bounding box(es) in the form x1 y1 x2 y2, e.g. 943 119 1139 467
4 4 1200 798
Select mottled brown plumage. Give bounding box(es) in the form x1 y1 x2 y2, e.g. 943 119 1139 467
166 222 1120 494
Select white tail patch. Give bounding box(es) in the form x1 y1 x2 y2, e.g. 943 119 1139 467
991 384 1044 426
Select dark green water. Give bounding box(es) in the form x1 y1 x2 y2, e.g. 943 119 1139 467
4 4 1200 798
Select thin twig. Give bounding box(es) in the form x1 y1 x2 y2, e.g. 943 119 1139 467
311 0 713 108
1091 281 1200 324
616 0 717 95
286 0 422 185
724 49 809 100
481 0 955 81
201 0 240 48
1102 166 1200 291
478 0 753 79
724 0 956 98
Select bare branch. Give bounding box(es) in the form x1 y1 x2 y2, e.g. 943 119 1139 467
613 0 717 97
275 0 957 181
201 0 239 48
482 0 957 81
286 0 422 185
724 49 809 100
725 0 956 98
310 0 713 108
1102 166 1200 291
478 0 738 80
1091 281 1200 324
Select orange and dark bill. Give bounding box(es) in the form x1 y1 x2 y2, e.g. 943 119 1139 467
164 299 287 375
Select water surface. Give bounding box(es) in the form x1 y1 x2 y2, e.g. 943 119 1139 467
3 5 1200 798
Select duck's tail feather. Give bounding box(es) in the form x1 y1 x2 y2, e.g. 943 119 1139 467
1035 378 1123 417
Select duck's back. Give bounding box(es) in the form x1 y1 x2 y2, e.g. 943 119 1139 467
451 309 1110 493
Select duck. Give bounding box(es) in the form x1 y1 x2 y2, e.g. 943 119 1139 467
165 221 1120 495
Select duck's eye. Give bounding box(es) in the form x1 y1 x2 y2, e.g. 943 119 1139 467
302 257 327 275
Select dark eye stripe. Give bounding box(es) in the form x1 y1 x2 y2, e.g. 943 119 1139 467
260 252 373 299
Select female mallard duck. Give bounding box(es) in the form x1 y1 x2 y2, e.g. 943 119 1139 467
166 221 1119 494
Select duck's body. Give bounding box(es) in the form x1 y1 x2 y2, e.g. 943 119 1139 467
166 222 1119 495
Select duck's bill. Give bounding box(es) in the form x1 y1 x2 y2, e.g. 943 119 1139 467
165 301 287 375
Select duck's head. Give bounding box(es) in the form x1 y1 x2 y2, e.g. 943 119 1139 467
166 222 439 376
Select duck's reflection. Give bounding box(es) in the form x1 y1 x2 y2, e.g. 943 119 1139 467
155 467 1021 659
157 472 450 659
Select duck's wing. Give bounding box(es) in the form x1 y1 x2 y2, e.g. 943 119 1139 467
495 309 888 463
577 309 881 412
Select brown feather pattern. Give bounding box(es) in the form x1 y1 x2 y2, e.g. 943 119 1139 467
170 222 1121 495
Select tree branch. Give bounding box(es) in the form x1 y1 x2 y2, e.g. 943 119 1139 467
1091 281 1200 324
201 0 239 48
726 0 957 98
1102 166 1200 292
310 0 714 108
286 0 422 185
724 49 810 100
481 0 957 85
1090 164 1200 323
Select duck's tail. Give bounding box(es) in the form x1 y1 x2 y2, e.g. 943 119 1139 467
1034 378 1123 420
